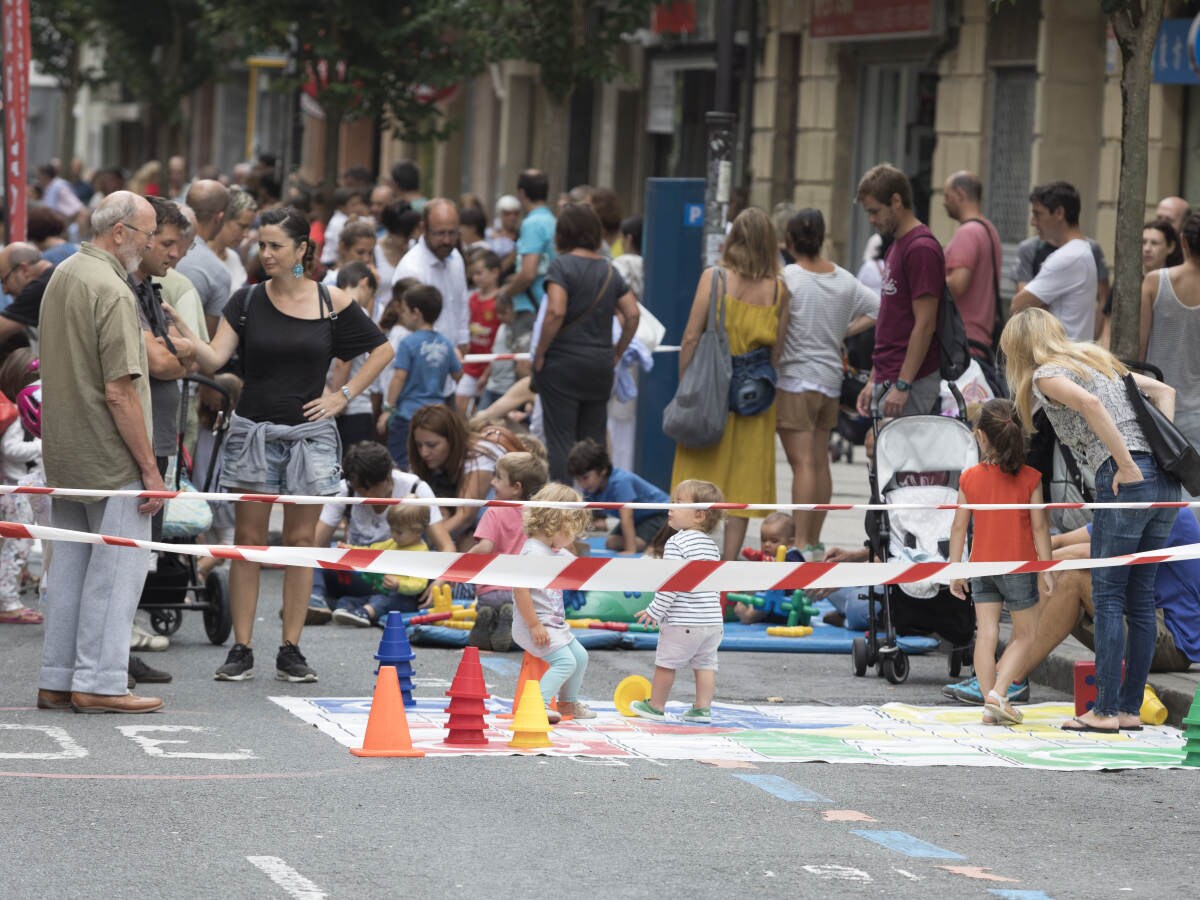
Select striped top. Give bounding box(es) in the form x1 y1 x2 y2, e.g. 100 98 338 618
646 529 723 625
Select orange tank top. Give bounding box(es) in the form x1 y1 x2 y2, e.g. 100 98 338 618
959 463 1042 562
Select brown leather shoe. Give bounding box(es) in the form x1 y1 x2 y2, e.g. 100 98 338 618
36 689 72 710
70 692 164 714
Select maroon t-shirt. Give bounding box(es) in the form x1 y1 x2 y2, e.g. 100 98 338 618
873 224 945 383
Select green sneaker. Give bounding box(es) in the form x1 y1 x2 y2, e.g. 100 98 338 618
629 699 665 722
682 707 712 724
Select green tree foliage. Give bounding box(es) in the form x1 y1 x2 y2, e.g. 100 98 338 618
219 0 495 187
28 0 105 160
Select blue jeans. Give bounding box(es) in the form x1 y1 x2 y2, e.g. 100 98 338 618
387 415 410 470
335 592 421 620
1090 452 1180 716
827 587 871 631
540 639 589 703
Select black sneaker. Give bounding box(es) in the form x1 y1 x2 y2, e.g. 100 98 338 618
466 606 495 650
275 642 318 683
129 656 172 684
215 643 255 681
491 602 514 652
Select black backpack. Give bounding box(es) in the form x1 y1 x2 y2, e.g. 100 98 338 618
911 233 971 381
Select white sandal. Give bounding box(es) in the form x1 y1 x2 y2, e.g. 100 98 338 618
984 690 1023 725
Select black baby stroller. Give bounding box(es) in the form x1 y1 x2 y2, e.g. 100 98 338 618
138 374 233 645
851 385 978 684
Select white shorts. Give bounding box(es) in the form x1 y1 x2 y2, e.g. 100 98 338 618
655 623 723 671
455 373 483 397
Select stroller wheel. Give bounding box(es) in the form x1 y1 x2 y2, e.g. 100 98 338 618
851 636 869 677
150 608 183 636
203 568 233 646
881 650 910 685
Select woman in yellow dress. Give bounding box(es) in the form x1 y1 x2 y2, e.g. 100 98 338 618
671 208 782 559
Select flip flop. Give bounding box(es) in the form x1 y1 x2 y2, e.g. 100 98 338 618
1118 720 1144 732
1061 716 1119 734
0 607 43 624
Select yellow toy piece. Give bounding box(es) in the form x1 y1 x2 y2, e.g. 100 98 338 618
431 583 454 614
613 674 653 716
449 608 477 621
568 618 600 629
776 545 787 562
1141 684 1168 725
442 620 475 630
766 625 814 637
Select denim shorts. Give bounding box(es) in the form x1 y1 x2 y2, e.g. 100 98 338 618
220 425 343 496
969 572 1039 611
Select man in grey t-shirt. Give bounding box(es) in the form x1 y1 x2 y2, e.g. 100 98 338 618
176 179 231 335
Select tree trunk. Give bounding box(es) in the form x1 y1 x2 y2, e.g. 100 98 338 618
1109 2 1165 361
540 92 569 200
59 82 78 164
321 101 345 192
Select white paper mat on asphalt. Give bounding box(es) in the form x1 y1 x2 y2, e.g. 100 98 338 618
271 697 1188 770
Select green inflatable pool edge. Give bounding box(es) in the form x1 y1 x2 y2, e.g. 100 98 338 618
567 590 650 623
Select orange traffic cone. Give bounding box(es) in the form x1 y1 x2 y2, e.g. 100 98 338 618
350 665 425 758
497 651 551 719
508 679 553 749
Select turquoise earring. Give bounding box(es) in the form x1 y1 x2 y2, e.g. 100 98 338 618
292 262 304 278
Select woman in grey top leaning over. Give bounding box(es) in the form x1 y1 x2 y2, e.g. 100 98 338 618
1002 308 1179 734
1140 211 1200 491
774 209 878 560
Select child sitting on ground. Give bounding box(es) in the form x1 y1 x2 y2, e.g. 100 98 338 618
511 483 596 723
465 451 549 652
631 479 725 724
331 504 432 626
566 438 669 554
733 511 795 625
380 284 463 469
948 398 1053 726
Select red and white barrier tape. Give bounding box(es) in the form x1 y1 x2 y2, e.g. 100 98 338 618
1 484 1196 514
460 345 681 365
3 519 1196 591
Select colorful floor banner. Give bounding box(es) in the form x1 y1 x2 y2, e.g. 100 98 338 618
272 697 1187 771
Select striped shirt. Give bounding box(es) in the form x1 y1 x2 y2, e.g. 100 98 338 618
646 530 723 625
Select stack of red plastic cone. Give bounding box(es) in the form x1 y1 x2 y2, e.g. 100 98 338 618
443 646 491 747
497 651 551 720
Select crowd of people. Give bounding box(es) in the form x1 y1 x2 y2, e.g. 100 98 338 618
0 151 1196 725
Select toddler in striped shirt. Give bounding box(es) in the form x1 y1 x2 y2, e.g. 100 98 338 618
631 479 725 724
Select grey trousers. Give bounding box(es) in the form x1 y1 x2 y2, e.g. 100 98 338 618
39 482 151 695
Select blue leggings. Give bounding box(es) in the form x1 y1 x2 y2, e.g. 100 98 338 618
540 639 588 703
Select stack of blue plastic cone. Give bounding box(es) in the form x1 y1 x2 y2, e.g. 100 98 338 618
374 611 417 707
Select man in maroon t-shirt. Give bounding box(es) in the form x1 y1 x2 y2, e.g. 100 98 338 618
854 164 944 418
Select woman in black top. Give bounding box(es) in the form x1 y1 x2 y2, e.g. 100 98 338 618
175 206 393 683
533 203 639 481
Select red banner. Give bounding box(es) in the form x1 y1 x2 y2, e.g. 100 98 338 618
811 0 934 40
653 2 696 35
3 0 31 242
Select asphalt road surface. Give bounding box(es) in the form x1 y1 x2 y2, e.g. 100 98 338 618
0 566 1194 900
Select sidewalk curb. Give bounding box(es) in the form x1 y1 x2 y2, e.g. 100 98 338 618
1017 628 1199 727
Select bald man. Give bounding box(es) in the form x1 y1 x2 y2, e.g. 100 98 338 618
1156 196 1191 235
37 191 167 714
0 242 54 344
392 198 470 351
177 179 232 333
942 171 1002 348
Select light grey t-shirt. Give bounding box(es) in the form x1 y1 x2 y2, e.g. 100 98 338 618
1024 239 1097 342
778 263 879 397
509 537 576 658
177 237 233 318
1032 361 1150 474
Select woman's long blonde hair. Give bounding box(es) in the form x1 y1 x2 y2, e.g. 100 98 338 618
999 307 1127 433
721 207 780 280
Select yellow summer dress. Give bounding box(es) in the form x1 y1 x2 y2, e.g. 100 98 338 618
670 284 781 516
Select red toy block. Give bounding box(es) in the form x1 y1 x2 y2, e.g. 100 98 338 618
1073 659 1124 716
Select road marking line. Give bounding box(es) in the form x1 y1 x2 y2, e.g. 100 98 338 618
116 725 257 760
823 809 876 822
697 758 758 769
0 724 87 760
986 891 1053 899
802 865 872 881
938 865 1019 883
246 856 327 899
894 868 922 880
733 773 831 802
850 830 966 859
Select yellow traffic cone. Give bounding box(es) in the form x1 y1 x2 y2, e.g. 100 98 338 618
508 679 553 749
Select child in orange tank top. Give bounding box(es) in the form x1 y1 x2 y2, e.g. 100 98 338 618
948 399 1054 726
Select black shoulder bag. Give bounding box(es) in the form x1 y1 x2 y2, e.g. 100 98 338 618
1123 373 1200 494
